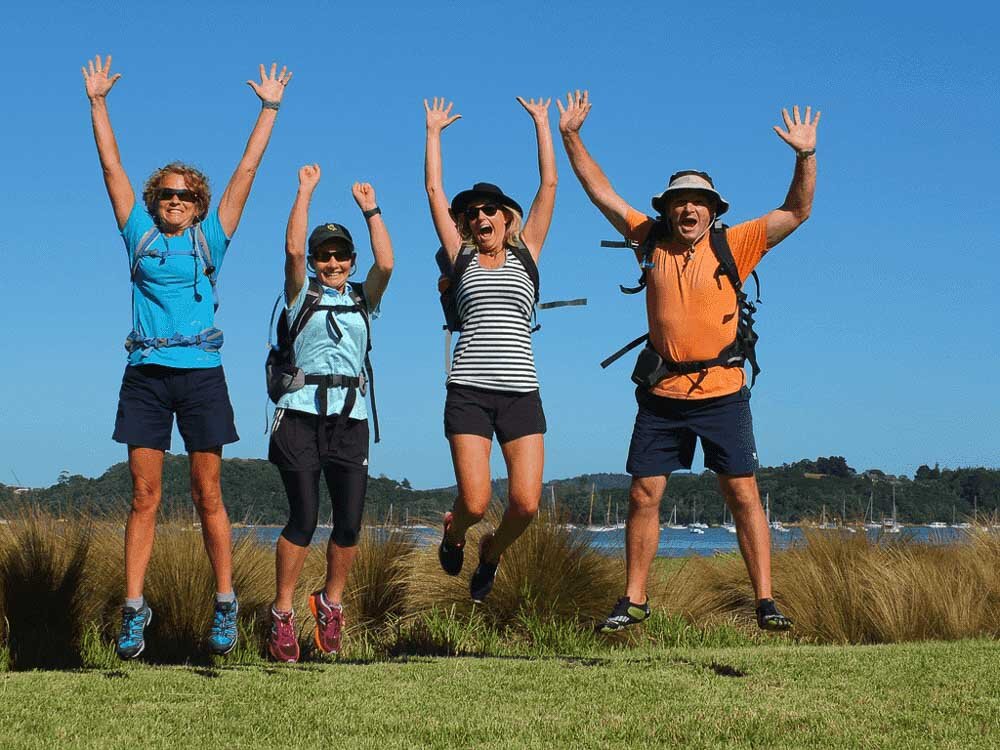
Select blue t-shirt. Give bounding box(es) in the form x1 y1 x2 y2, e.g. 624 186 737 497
121 203 230 368
275 281 371 420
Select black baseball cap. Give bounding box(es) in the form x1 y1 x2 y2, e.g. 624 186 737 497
307 223 355 254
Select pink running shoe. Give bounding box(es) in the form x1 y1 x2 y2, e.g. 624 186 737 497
267 607 300 663
309 591 344 655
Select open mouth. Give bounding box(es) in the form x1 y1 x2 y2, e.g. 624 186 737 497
475 222 494 239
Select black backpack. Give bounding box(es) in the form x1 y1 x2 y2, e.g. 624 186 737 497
601 219 762 388
265 279 379 442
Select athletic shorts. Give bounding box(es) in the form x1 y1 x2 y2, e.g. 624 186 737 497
112 364 239 452
268 408 369 472
626 386 758 477
444 384 546 444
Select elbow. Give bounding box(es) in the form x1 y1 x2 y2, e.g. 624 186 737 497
377 259 395 277
285 244 305 261
541 175 558 190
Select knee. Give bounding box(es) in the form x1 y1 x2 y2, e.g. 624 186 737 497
629 484 660 511
507 493 540 520
724 486 759 513
330 525 360 548
190 480 224 516
281 523 315 548
131 480 161 515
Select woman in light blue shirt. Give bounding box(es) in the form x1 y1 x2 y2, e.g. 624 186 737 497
266 164 393 662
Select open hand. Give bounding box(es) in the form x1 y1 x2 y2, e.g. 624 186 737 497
82 55 121 100
298 164 321 191
516 96 551 122
773 105 821 153
556 90 591 136
352 182 377 212
424 98 461 133
248 62 293 103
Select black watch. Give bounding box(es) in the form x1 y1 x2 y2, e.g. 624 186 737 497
362 206 381 219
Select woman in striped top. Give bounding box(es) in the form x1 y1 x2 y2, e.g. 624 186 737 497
424 96 556 601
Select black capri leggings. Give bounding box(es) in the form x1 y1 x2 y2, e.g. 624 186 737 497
279 465 368 548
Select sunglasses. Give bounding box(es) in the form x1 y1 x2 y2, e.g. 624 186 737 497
311 247 355 263
463 203 501 222
157 188 199 203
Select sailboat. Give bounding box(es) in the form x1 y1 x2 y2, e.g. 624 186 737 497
666 504 686 530
864 490 881 530
722 505 737 534
688 499 705 534
841 497 857 533
882 486 902 533
591 494 616 532
766 492 788 533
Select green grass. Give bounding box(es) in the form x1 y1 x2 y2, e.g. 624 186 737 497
1 640 998 749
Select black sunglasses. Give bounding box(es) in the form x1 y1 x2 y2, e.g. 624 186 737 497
311 247 355 263
463 203 501 222
157 188 198 203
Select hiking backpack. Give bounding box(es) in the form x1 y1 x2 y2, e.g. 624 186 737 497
265 279 380 442
600 219 762 388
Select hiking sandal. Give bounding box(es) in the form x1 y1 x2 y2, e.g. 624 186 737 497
756 598 793 631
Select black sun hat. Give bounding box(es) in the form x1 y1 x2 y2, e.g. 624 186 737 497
450 182 523 218
307 223 355 254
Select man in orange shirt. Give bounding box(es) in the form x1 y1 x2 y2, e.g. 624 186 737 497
557 91 819 632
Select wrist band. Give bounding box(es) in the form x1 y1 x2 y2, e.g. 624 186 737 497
363 206 381 219
796 148 816 159
262 101 280 111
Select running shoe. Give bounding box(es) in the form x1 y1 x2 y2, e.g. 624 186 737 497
267 607 300 663
755 598 793 631
116 603 153 660
309 591 344 655
469 533 500 603
207 597 240 655
597 596 650 633
438 511 465 576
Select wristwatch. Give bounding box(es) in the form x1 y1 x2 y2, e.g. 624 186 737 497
363 206 382 219
796 148 816 160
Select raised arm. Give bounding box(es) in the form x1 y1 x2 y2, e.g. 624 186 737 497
516 97 557 260
284 164 319 304
353 183 394 310
217 63 293 237
764 105 820 248
82 55 134 229
557 90 636 237
423 98 463 258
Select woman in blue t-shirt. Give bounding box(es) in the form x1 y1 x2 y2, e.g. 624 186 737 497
82 55 292 660
265 164 393 663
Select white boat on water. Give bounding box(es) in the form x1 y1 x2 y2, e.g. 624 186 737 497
882 486 902 533
688 524 705 535
927 521 948 529
722 505 737 534
765 492 790 532
664 504 686 530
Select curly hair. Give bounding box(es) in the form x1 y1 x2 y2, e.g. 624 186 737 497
456 205 523 249
142 162 211 226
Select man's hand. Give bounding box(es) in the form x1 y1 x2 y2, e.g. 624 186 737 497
557 90 591 137
773 105 820 153
298 164 321 192
516 96 551 123
352 182 377 212
247 63 293 104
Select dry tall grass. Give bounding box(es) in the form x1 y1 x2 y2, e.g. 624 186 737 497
404 506 623 632
665 529 1000 643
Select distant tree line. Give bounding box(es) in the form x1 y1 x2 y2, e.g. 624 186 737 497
2 456 998 527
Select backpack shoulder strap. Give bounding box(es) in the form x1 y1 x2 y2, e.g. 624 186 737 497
130 226 161 279
191 223 216 280
287 279 325 343
508 241 540 303
451 246 476 283
621 219 668 294
707 221 741 292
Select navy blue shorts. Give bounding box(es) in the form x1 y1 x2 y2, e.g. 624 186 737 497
626 386 758 477
112 365 239 452
444 385 546 444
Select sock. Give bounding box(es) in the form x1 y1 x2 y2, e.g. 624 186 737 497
125 596 144 611
216 591 236 604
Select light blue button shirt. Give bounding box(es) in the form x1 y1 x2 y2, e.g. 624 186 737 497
275 281 370 419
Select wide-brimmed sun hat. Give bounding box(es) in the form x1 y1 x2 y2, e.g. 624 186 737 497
651 170 729 217
307 222 355 254
450 182 523 218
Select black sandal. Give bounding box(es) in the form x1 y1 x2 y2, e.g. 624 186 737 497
756 598 793 631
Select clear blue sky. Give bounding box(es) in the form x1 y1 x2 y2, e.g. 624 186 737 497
2 1 997 488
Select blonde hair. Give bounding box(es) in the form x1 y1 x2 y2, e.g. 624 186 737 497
142 162 211 226
456 205 523 249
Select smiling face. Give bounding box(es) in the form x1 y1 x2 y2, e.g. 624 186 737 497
310 240 355 292
154 172 200 234
463 202 509 254
667 190 716 244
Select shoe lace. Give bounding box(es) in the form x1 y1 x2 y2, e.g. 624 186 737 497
212 603 238 637
119 608 146 642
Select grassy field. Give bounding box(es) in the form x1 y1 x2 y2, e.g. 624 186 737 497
2 639 998 749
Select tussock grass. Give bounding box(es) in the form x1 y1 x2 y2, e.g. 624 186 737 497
404 506 623 635
666 528 1000 643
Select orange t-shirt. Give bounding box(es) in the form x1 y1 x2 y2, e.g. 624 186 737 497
624 209 769 400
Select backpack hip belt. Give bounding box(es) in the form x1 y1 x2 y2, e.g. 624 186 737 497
124 327 224 357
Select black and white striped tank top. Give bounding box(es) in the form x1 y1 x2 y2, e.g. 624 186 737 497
447 248 539 392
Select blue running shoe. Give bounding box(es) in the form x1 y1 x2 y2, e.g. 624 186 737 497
116 603 153 660
208 597 239 655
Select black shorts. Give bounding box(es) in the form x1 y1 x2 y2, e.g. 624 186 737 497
626 386 758 477
112 364 239 452
444 384 546 444
268 408 370 472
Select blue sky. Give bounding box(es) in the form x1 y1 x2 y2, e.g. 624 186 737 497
2 1 997 488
